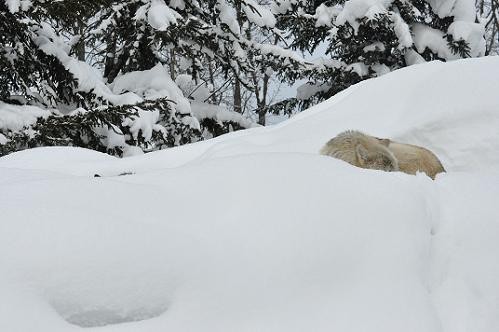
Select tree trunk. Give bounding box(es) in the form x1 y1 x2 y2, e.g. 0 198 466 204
233 1 243 113
258 107 266 125
169 49 176 80
234 75 242 113
104 34 117 82
208 61 218 104
256 73 270 126
73 20 86 61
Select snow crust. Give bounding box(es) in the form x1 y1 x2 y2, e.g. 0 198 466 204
1 57 499 331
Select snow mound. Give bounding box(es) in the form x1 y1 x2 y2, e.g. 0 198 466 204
1 57 499 331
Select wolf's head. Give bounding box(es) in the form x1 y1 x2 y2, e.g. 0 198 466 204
355 144 399 172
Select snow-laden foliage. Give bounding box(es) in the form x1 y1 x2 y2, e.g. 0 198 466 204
0 2 202 157
476 0 499 55
89 0 305 124
0 1 88 107
0 0 490 155
274 0 486 107
2 0 306 156
0 99 201 157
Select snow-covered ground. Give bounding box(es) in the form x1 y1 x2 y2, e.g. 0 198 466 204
1 57 499 332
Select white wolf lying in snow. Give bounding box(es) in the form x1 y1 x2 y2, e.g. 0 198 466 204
320 130 445 179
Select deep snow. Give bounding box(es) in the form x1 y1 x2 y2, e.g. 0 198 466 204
1 57 499 331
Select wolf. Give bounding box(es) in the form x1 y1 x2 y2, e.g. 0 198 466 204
319 130 399 172
376 138 445 179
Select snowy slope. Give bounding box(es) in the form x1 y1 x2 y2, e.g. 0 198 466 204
1 57 499 332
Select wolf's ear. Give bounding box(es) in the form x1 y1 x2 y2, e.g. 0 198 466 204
355 144 369 162
378 138 390 146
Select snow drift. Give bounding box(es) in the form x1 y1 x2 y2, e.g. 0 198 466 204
1 57 499 332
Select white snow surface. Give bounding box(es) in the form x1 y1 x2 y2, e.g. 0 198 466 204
1 57 499 331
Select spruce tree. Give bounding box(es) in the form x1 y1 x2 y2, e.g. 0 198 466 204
89 0 304 125
0 1 202 157
1 0 305 157
0 1 86 106
274 0 485 108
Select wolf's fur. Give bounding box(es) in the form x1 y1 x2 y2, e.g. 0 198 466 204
320 130 399 172
377 139 445 179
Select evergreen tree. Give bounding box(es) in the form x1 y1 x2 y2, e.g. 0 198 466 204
0 1 202 157
477 0 499 54
0 1 86 106
88 0 304 125
0 0 305 157
274 0 486 108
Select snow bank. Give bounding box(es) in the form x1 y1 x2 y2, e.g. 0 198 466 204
1 57 499 331
0 154 439 332
431 173 499 332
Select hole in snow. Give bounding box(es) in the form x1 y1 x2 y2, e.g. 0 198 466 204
62 306 167 328
43 270 174 327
